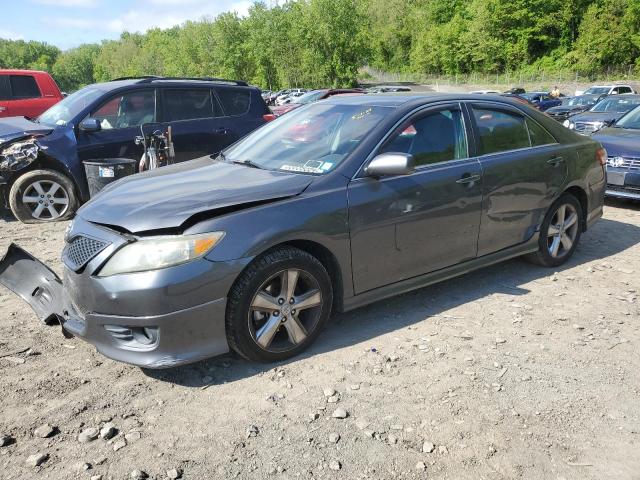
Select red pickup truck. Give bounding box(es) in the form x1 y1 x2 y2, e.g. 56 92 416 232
0 70 63 119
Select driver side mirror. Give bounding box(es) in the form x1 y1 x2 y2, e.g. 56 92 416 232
79 118 101 132
365 153 415 177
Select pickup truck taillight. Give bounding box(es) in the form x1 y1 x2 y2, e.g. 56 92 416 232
596 147 607 166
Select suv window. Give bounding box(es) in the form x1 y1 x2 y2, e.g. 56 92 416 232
216 87 251 116
91 90 155 129
617 86 632 94
527 118 556 146
10 75 40 99
472 107 530 155
163 88 222 121
0 76 10 101
381 108 467 167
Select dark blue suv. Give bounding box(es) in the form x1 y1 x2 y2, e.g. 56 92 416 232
0 77 271 223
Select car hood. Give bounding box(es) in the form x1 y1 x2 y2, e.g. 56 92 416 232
78 156 313 233
0 116 53 148
592 127 640 157
568 111 626 124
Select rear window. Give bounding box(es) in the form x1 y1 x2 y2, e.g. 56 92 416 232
472 107 530 155
163 89 222 121
216 87 251 116
10 75 41 99
0 76 10 101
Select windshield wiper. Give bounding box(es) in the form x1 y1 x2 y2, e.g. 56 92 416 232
232 159 263 169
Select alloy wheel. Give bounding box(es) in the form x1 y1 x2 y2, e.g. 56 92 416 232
22 180 69 220
248 269 323 353
546 203 579 258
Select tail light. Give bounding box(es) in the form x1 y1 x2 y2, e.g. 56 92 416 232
596 147 607 166
263 113 276 122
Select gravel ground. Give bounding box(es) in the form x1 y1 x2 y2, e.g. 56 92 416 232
0 199 639 480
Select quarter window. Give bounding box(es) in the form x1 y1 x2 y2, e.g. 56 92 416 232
10 75 40 99
216 87 251 116
527 118 556 146
91 90 155 129
163 89 222 121
472 108 530 155
380 109 468 167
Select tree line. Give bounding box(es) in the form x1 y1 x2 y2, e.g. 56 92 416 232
1 0 639 92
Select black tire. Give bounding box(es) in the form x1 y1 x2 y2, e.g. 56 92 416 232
226 246 333 362
526 193 583 267
9 169 78 224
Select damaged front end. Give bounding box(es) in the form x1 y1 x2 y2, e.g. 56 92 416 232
0 244 64 325
0 138 44 172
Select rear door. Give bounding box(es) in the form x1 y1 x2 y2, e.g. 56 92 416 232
160 87 227 162
215 86 265 142
348 103 483 293
0 75 10 117
77 89 157 162
7 75 47 118
469 103 568 256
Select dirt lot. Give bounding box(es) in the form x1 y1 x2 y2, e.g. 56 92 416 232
0 199 639 480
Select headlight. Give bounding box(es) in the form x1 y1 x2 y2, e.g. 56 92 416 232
563 120 571 128
0 139 41 171
98 232 225 277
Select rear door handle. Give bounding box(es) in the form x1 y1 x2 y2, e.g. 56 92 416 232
547 156 564 166
456 173 481 184
213 127 229 135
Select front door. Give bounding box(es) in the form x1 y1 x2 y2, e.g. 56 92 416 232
76 89 157 163
348 104 483 294
469 103 568 256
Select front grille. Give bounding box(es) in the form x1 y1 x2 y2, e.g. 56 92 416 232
63 235 108 271
574 122 600 135
607 156 640 171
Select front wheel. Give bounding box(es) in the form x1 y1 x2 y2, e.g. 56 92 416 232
9 169 78 223
526 193 583 267
226 247 333 362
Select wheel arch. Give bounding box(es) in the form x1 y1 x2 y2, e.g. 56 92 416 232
563 185 588 232
7 153 84 201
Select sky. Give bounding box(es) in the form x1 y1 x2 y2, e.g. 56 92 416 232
2 0 255 50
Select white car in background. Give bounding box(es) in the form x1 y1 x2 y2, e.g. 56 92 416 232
469 90 501 94
575 84 635 96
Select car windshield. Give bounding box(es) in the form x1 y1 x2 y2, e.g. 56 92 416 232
615 105 640 129
563 96 593 106
224 103 390 174
584 87 611 95
295 90 326 105
38 86 103 126
590 97 640 113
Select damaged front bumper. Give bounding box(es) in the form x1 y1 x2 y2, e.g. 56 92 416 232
0 233 244 368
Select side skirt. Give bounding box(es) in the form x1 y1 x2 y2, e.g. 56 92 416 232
342 235 539 313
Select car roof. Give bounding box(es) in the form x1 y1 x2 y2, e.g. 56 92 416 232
323 93 526 108
89 77 254 92
599 94 640 100
0 69 49 75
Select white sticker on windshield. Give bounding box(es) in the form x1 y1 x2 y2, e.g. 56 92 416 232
321 162 333 171
281 164 324 174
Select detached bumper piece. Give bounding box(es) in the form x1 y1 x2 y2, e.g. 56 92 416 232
0 244 63 324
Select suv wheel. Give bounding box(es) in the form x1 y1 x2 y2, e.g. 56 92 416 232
9 169 78 223
226 246 333 362
526 193 583 267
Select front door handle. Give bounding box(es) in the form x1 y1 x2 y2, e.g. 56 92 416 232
0 106 6 112
213 127 229 135
456 173 481 185
547 156 564 166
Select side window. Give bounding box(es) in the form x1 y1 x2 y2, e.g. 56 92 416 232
215 87 251 116
380 108 467 167
619 86 632 94
612 87 620 94
163 88 221 121
0 76 10 101
527 118 556 146
10 75 40 99
472 107 530 155
91 90 155 129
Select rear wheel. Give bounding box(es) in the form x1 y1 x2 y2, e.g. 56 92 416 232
526 193 583 267
9 169 78 223
226 247 333 362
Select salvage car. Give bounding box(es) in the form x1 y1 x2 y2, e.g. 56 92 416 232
545 94 602 122
0 94 606 368
0 76 271 223
520 92 563 111
271 88 365 116
563 95 640 135
592 104 640 200
0 69 64 119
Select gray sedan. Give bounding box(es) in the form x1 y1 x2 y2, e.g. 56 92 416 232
0 94 606 368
